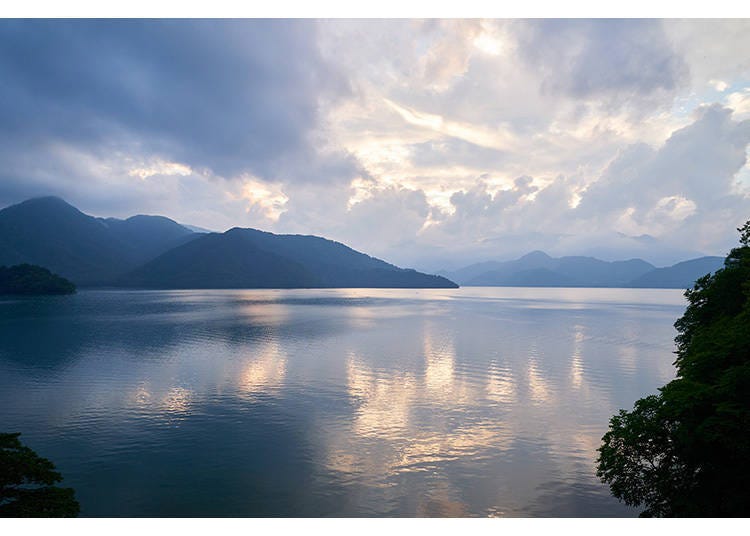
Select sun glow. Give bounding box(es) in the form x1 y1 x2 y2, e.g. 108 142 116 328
232 176 289 222
473 32 504 56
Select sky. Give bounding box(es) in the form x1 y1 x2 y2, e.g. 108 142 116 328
1 19 749 270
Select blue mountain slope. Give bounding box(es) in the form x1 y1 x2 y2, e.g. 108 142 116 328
118 227 458 289
0 197 195 285
626 256 725 289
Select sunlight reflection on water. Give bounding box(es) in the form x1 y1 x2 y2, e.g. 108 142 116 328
0 287 685 516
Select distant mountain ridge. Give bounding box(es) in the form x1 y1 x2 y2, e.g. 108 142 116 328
0 197 456 289
441 251 725 289
2 196 722 290
626 256 726 289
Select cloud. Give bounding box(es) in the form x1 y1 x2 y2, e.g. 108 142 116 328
577 105 750 227
665 20 750 88
727 88 750 119
0 19 368 231
408 138 510 170
515 19 687 110
416 19 483 92
385 99 519 152
0 20 357 192
2 20 750 270
377 105 750 268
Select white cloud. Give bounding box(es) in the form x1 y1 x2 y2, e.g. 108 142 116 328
727 88 750 119
384 99 519 152
231 176 289 222
710 79 729 92
128 159 193 180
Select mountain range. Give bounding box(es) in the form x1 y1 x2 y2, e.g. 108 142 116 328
0 196 726 290
0 197 456 289
439 251 726 289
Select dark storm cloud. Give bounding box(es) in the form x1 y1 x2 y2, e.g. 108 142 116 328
516 19 687 107
0 19 349 180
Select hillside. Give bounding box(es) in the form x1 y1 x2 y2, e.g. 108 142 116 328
0 197 196 285
118 227 457 289
626 256 725 289
0 197 456 289
101 214 196 264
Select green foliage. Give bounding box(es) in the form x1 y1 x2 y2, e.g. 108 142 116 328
0 432 79 517
597 221 750 517
739 220 750 247
0 264 76 295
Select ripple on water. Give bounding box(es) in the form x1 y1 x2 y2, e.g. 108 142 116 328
0 287 683 516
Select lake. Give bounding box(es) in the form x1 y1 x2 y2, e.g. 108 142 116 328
0 287 686 517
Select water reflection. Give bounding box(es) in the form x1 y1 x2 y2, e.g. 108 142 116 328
569 325 586 391
526 357 552 405
0 287 685 516
237 341 287 398
486 362 515 405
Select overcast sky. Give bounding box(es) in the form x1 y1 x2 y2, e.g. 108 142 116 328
1 19 749 269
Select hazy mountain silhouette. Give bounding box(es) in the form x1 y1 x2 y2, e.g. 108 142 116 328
180 223 214 234
118 227 457 289
444 251 724 288
451 252 655 287
574 232 706 267
626 256 725 288
437 251 554 283
0 197 456 289
487 267 579 287
554 257 656 286
0 197 196 285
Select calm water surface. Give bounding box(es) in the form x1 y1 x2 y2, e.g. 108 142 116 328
0 287 686 517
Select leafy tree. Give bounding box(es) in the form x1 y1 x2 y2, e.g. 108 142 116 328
0 433 79 517
597 221 750 517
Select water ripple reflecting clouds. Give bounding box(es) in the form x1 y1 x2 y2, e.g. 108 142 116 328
0 287 685 516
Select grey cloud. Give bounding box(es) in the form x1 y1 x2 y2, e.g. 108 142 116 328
438 176 552 240
513 175 538 195
664 20 750 87
515 19 687 109
0 20 353 191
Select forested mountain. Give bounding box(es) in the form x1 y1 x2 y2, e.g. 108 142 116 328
118 227 457 289
0 197 196 285
0 197 456 289
100 214 196 264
